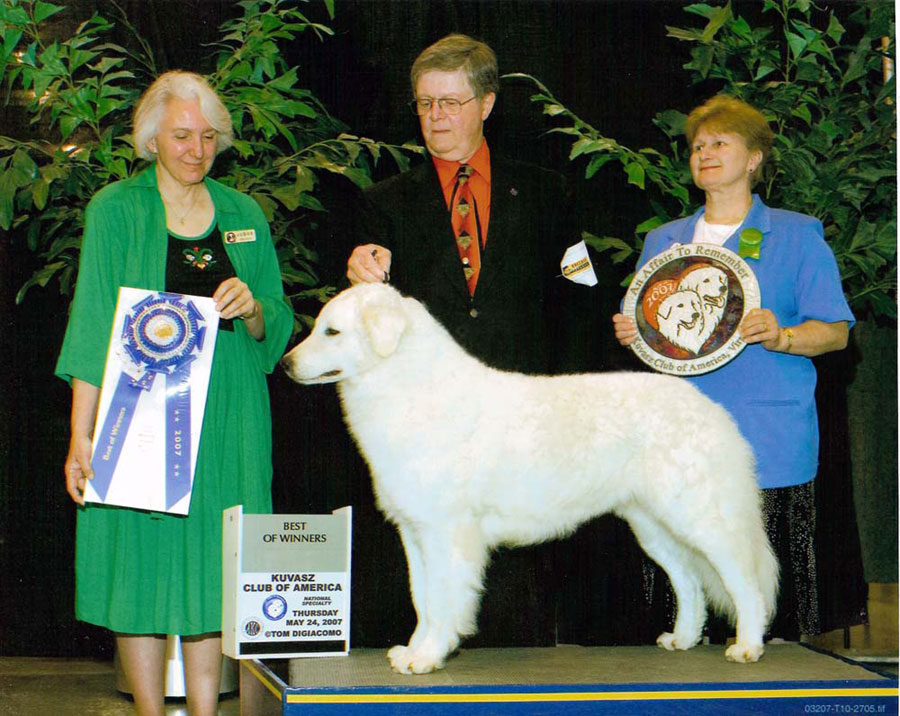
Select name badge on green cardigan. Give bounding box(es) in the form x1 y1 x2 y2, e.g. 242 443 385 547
224 229 257 244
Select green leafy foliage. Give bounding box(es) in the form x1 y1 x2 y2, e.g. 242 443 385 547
520 1 896 318
0 0 420 328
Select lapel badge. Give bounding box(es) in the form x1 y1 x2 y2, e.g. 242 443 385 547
223 229 257 244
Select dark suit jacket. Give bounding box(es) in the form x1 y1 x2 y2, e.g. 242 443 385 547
352 155 599 374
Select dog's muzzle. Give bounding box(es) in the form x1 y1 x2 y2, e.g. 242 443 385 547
279 354 343 384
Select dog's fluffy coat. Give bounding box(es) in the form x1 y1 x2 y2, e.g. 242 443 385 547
281 284 778 674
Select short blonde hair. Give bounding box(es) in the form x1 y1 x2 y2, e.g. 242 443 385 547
133 71 233 160
685 95 774 187
410 34 499 98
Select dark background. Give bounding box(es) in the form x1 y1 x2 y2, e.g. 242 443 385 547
0 0 873 658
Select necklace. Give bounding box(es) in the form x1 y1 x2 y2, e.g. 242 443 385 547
163 189 201 225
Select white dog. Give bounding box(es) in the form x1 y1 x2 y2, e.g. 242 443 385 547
281 284 778 675
655 289 707 354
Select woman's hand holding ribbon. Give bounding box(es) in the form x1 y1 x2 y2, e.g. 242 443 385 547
215 277 265 340
65 436 94 506
65 378 101 506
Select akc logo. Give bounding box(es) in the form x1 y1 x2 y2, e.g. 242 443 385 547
242 619 262 639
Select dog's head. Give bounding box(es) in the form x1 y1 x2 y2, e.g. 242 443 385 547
280 283 409 385
678 265 728 309
655 289 707 354
656 290 702 329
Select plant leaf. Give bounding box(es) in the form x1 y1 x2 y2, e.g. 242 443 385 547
624 161 646 189
33 1 65 24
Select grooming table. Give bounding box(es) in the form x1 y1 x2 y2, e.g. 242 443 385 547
239 644 898 715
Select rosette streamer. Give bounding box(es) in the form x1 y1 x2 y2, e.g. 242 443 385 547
91 292 206 510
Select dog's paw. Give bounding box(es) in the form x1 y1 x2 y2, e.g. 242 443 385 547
656 632 699 651
386 645 444 675
386 645 413 674
725 642 764 663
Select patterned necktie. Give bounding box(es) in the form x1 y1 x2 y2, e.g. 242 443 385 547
450 163 481 295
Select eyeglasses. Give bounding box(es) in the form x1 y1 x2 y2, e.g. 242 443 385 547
409 96 477 116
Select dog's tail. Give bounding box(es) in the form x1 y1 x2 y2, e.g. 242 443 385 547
693 502 779 629
702 505 780 629
696 553 737 624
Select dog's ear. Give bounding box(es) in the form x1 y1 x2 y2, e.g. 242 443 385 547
362 295 407 357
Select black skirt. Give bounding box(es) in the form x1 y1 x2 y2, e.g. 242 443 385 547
762 481 820 640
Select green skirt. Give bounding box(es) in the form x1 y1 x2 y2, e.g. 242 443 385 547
74 330 274 635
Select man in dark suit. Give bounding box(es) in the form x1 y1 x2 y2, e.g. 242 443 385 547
337 34 600 652
347 33 594 375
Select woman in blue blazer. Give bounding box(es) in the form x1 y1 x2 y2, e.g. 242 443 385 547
613 95 854 642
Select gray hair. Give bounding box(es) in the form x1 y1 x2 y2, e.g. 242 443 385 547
133 71 233 160
410 34 499 98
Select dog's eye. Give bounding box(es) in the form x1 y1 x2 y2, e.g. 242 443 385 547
324 327 341 337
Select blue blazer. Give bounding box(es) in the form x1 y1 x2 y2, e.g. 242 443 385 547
637 195 854 488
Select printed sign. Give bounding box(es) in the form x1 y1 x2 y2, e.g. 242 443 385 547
222 505 352 659
87 287 219 514
623 243 760 376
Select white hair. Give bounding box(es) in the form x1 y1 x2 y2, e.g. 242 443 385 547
133 71 233 160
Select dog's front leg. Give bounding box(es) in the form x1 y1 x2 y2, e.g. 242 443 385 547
387 521 488 675
394 524 429 650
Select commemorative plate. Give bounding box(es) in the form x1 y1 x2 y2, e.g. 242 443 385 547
622 243 760 376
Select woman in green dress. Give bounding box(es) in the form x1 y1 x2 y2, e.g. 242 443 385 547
56 71 292 716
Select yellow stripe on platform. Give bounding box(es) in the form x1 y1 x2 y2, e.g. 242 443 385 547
286 686 898 704
244 661 283 700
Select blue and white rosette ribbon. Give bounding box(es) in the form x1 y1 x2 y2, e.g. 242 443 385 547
91 292 206 510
